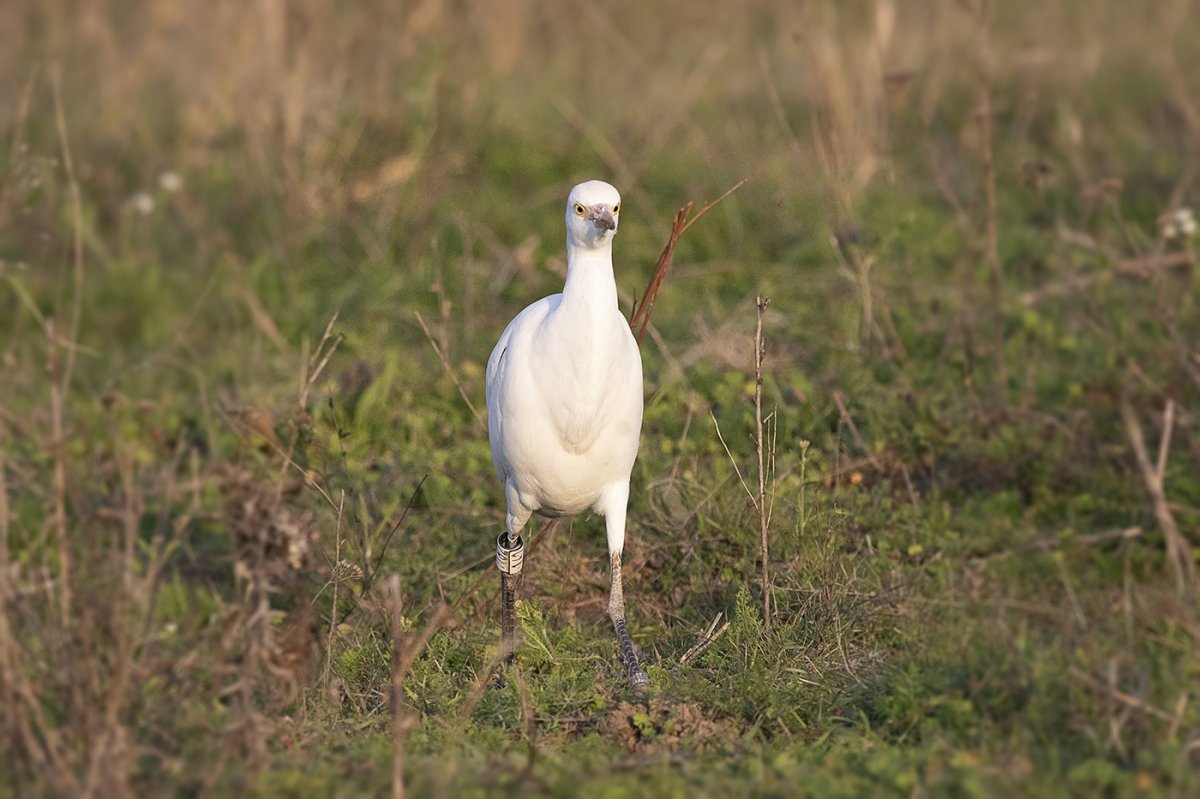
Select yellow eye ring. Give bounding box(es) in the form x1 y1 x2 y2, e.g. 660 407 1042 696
574 203 586 216
613 203 620 215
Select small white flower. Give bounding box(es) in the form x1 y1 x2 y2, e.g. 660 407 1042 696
130 191 155 216
158 171 183 193
1175 207 1195 236
1161 207 1195 240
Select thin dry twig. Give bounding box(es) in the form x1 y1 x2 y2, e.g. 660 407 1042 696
832 391 882 470
515 665 538 783
323 491 346 690
629 179 747 344
368 475 427 586
51 67 86 397
970 0 1006 388
968 526 1142 566
1019 250 1193 307
709 409 756 508
1069 667 1174 722
222 409 339 511
278 313 343 495
1167 692 1189 741
390 575 406 799
389 583 452 799
453 646 506 725
48 67 86 628
754 295 772 629
415 310 483 428
677 613 731 667
1119 396 1194 595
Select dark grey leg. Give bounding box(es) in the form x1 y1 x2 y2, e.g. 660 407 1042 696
497 533 524 665
608 552 650 692
500 571 519 665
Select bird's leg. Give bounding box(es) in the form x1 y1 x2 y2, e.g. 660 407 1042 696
496 532 525 665
608 551 650 692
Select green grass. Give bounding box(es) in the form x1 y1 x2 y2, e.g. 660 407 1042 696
1 2 1199 796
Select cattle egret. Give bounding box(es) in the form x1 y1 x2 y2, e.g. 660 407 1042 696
486 180 649 691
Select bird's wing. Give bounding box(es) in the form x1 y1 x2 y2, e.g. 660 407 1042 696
485 295 556 394
485 295 560 481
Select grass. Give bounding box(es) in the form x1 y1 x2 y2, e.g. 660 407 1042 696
2 1 1199 796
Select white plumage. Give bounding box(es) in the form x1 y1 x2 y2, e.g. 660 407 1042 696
486 180 642 554
485 179 649 689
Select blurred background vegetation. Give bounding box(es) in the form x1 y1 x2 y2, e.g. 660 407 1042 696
1 0 1199 796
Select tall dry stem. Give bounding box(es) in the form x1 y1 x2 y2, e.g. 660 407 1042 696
1120 397 1194 595
629 179 746 344
970 0 1006 389
49 63 86 627
324 490 346 690
390 574 406 799
754 295 772 629
803 0 895 223
389 582 451 799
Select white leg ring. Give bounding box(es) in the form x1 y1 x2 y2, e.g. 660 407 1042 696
496 533 524 575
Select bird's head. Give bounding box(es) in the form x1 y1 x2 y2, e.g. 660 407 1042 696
565 180 621 249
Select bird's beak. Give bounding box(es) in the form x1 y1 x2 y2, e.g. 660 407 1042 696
588 206 617 232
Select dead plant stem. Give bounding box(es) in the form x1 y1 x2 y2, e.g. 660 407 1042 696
415 310 483 428
325 490 346 690
972 0 1006 389
629 179 747 344
390 575 406 799
1119 396 1193 594
755 295 772 629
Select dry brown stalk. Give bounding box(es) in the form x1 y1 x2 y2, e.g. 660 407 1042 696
1019 251 1193 307
390 576 451 799
1069 667 1174 722
0 439 42 774
415 310 483 428
1167 692 1190 741
970 0 1006 388
832 391 882 471
47 64 88 629
678 612 731 667
390 575 406 799
51 67 86 393
323 490 346 690
46 329 71 628
366 474 426 586
1104 159 1200 393
1119 397 1194 595
277 313 343 496
629 179 747 344
453 646 506 726
969 527 1142 566
515 664 538 782
709 409 757 507
223 408 339 511
754 295 772 629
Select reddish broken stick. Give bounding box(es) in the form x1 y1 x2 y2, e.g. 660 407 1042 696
629 178 748 345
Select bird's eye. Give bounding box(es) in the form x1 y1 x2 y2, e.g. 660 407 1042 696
574 203 586 216
612 203 620 215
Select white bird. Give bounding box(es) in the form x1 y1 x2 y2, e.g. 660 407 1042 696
486 179 649 690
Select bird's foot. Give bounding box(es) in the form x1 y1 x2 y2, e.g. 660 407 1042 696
630 669 651 696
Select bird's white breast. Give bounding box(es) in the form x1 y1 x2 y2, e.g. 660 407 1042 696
486 295 642 517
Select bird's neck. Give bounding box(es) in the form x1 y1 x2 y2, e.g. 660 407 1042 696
561 242 618 313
